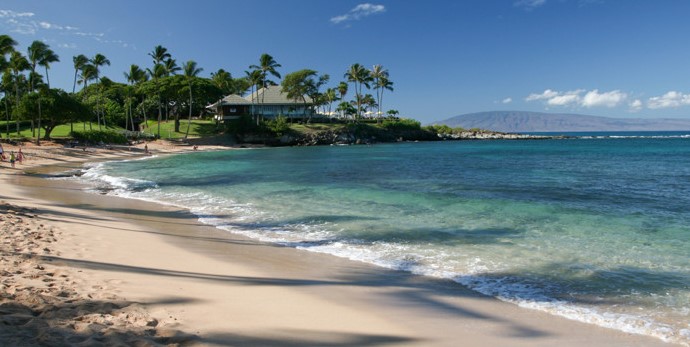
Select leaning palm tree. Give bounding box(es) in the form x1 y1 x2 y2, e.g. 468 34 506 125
182 60 203 138
72 54 88 93
344 63 372 120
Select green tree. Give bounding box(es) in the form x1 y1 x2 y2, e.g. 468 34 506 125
148 45 171 138
344 63 372 120
0 35 18 138
281 69 317 121
371 65 393 121
244 69 262 122
16 88 89 139
91 53 111 130
72 54 88 93
323 88 338 119
124 64 147 131
38 46 59 88
249 53 281 119
182 60 202 138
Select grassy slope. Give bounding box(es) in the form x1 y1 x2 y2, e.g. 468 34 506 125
0 120 218 140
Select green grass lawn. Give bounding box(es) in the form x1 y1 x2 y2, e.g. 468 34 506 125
0 119 219 141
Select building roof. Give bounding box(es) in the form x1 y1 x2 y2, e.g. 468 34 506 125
207 85 313 109
246 85 313 105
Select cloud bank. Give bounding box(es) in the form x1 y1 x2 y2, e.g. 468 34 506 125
526 88 628 108
331 3 386 24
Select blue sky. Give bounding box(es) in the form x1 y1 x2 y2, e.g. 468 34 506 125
2 0 690 123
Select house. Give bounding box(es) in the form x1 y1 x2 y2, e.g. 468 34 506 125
208 85 313 121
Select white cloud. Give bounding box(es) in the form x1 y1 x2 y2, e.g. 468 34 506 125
629 99 643 112
0 10 35 18
526 88 627 108
581 89 627 108
647 91 690 109
547 90 582 106
331 3 386 24
525 89 559 101
514 0 546 9
502 97 512 104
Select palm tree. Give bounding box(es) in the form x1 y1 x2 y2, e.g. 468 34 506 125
182 60 203 138
244 69 262 122
323 88 338 120
78 63 97 130
375 75 394 122
72 54 88 93
38 46 59 88
162 58 180 122
26 41 48 91
0 35 17 138
124 64 146 132
0 35 17 55
148 45 171 138
344 63 372 120
90 53 110 130
249 53 281 119
336 81 348 121
370 65 388 120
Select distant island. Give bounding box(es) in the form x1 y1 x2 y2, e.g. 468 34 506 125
434 111 690 132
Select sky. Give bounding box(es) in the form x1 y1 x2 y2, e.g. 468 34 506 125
2 0 690 123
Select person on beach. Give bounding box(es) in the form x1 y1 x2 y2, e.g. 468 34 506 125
144 144 149 154
0 143 4 161
16 148 23 164
9 151 15 168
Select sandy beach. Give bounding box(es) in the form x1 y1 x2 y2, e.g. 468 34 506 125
0 140 677 346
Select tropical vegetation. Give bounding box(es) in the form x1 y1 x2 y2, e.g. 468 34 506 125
0 33 419 145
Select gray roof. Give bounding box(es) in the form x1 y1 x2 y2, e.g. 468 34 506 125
206 94 251 108
247 85 313 105
207 85 313 109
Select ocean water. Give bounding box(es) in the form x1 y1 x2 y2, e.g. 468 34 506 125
68 133 689 345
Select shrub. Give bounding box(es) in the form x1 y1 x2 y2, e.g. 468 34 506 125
381 118 421 131
263 115 290 136
70 130 128 144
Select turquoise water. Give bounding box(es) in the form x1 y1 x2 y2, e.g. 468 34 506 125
74 135 690 345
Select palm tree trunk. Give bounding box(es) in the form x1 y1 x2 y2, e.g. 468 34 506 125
72 69 78 94
185 85 192 139
36 95 41 145
4 96 9 138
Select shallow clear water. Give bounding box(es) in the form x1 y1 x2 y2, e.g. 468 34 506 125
71 134 690 345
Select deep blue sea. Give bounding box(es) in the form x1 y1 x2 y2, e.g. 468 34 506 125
69 132 690 345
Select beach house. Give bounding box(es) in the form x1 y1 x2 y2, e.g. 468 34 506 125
209 85 313 121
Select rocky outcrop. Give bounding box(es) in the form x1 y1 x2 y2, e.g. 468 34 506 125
237 127 556 147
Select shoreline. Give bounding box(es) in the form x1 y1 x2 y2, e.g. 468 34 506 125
0 141 678 346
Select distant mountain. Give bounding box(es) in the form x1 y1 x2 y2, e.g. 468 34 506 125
433 111 690 132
